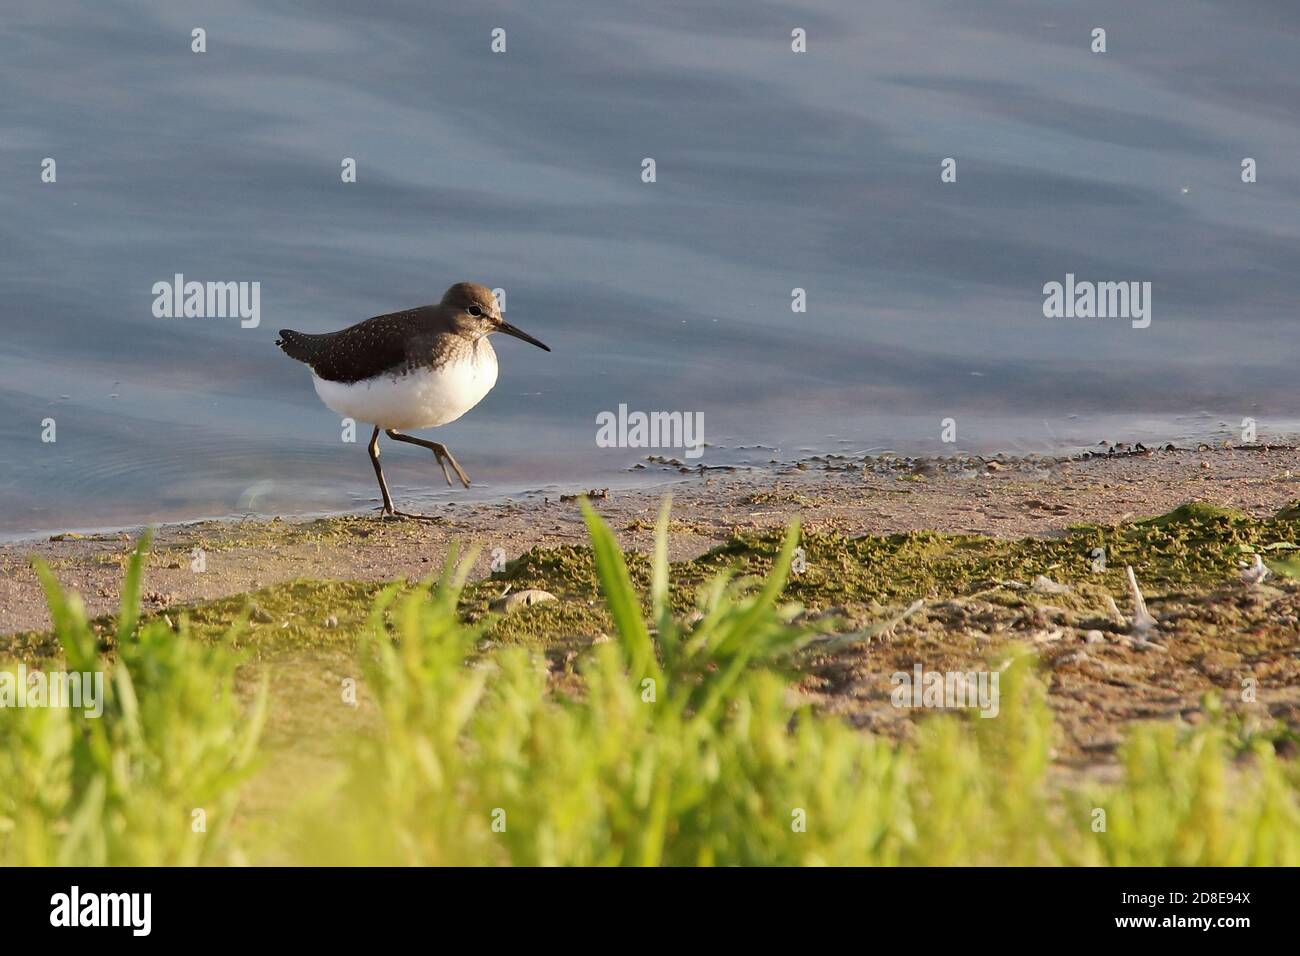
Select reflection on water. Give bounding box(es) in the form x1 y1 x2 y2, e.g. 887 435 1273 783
2 1 1298 538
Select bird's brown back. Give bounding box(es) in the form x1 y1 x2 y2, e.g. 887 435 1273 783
277 306 462 383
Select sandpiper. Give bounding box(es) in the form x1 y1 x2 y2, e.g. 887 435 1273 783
276 282 550 518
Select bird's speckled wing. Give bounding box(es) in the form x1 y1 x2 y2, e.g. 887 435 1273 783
276 307 445 383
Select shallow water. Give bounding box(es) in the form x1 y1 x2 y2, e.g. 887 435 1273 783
3 1 1299 539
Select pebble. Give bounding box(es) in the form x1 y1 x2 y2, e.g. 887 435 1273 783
490 589 558 613
1031 575 1071 595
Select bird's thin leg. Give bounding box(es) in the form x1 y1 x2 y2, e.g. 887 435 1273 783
369 427 440 521
385 429 471 488
368 426 395 514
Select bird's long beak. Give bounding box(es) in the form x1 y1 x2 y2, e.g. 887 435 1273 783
496 320 551 352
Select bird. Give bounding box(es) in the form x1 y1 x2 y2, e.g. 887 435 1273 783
276 282 550 518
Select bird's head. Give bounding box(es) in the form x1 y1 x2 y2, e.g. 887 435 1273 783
441 282 550 352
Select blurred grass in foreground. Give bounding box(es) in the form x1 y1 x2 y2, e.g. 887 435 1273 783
4 504 1298 865
1 535 266 865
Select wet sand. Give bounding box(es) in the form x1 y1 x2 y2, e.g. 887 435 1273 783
5 443 1300 636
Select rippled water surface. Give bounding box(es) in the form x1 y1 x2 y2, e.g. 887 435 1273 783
3 1 1299 538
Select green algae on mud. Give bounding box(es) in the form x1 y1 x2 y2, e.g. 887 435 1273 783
8 498 1300 740
5 499 1300 783
462 503 1271 642
1 579 386 665
680 500 1300 610
8 500 1300 656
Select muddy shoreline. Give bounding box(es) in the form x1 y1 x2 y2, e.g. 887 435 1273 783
4 443 1300 636
5 442 1300 777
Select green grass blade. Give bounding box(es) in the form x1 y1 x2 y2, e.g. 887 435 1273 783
115 531 153 646
580 497 659 681
33 560 95 673
651 495 671 624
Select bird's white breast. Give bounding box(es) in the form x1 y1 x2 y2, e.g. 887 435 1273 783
312 340 498 430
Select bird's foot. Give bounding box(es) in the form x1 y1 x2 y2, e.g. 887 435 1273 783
382 429 471 488
432 444 471 488
376 506 442 522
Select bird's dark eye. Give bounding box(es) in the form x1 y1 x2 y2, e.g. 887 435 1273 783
467 305 483 317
